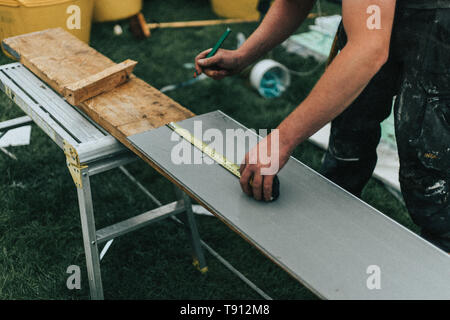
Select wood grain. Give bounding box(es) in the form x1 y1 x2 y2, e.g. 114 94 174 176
2 28 195 142
63 59 137 105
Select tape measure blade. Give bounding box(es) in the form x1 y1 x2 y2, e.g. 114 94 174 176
167 122 280 201
167 122 241 178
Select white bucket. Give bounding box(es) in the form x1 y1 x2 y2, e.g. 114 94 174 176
249 59 291 98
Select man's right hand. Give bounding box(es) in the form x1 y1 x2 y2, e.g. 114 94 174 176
194 0 317 80
194 48 245 80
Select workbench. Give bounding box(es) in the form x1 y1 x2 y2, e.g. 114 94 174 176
1 28 449 300
0 62 208 300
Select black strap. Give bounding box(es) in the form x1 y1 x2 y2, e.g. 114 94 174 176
257 0 271 19
398 0 450 9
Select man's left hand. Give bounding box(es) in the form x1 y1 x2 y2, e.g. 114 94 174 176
239 131 292 201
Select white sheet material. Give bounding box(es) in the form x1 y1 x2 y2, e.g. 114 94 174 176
192 204 215 217
193 123 402 218
0 125 31 147
309 123 401 191
282 15 342 62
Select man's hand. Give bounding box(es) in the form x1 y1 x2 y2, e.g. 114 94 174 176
271 0 396 164
194 48 245 80
194 0 316 80
239 131 292 201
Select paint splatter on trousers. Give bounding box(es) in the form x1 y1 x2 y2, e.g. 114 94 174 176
320 8 450 251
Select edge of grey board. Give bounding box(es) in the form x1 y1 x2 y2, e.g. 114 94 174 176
127 110 450 300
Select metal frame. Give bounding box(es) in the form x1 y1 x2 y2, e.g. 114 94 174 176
0 63 207 300
0 115 32 159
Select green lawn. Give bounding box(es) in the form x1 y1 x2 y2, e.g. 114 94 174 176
0 0 416 299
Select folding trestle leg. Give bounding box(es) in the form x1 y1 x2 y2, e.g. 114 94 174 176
174 186 208 274
77 166 104 300
72 163 208 299
118 166 208 274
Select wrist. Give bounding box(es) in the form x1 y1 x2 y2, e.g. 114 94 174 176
235 47 252 70
277 121 300 153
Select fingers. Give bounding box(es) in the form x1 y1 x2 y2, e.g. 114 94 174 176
239 161 246 175
251 172 263 201
240 167 272 201
263 175 274 202
198 55 226 80
195 48 212 75
195 48 237 80
203 69 229 80
240 148 277 202
197 52 222 69
239 155 250 196
240 166 253 197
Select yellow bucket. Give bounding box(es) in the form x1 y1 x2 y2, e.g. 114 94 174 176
210 0 261 20
93 0 142 22
0 0 94 47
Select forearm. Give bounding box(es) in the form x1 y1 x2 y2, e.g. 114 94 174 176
238 0 396 202
276 0 396 151
277 43 388 149
237 0 316 65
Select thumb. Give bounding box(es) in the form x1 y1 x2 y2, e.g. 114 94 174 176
198 54 221 68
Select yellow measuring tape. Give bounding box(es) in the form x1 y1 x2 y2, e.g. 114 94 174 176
166 122 280 201
167 122 241 178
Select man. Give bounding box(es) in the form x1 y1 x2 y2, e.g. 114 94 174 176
195 0 450 252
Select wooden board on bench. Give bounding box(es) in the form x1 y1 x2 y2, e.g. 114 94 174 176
2 28 194 155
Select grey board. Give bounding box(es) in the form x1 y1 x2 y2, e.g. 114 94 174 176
128 110 450 300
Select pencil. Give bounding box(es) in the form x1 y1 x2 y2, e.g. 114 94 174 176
194 27 232 78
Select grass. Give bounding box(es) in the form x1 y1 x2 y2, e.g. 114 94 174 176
0 0 417 300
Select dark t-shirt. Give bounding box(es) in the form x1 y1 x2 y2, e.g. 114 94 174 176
397 0 450 8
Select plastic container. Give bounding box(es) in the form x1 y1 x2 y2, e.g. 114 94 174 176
93 0 142 22
210 0 260 20
250 59 290 98
0 0 94 47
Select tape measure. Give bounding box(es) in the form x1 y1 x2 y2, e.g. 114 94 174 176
166 122 280 201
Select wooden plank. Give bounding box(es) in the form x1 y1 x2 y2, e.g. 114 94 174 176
1 28 197 219
2 28 115 93
63 59 137 105
2 28 195 144
128 111 450 300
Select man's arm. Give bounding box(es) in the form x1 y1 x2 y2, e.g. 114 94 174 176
277 0 395 147
240 0 397 201
195 0 316 79
237 0 316 66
